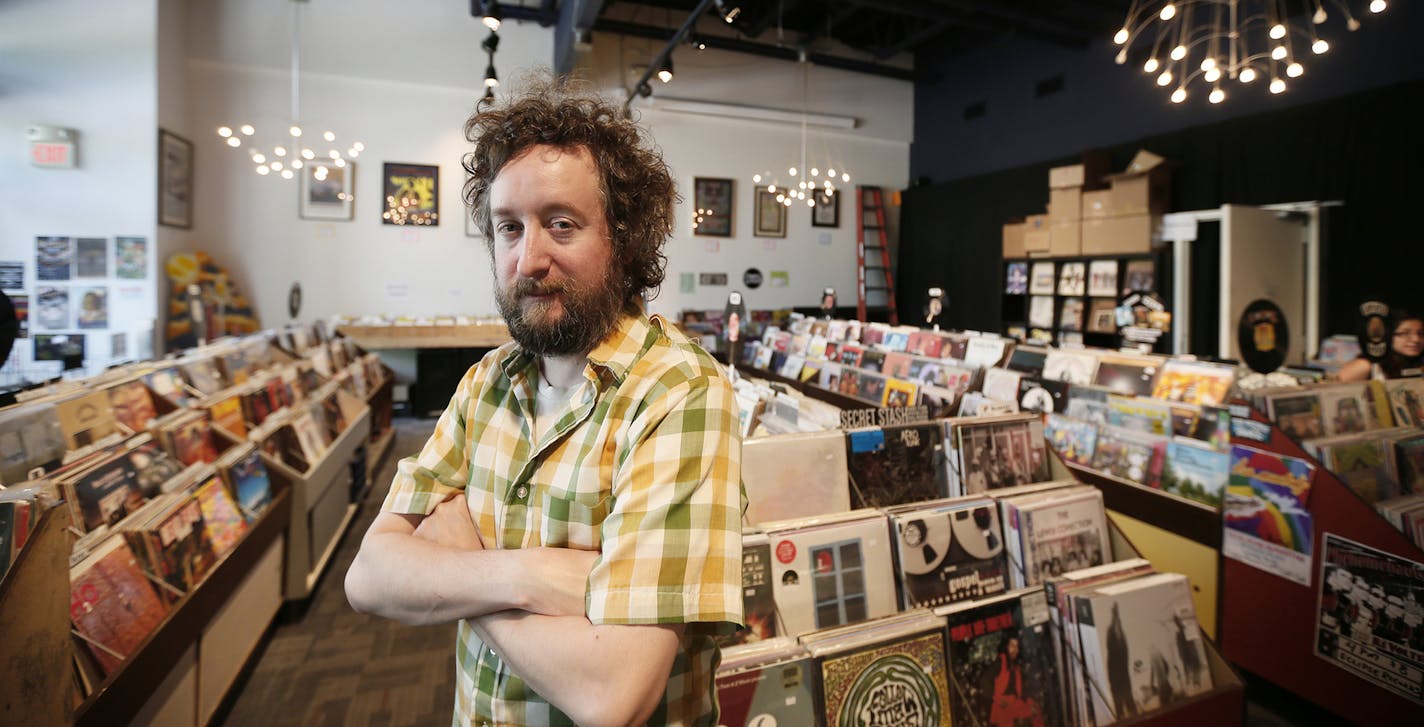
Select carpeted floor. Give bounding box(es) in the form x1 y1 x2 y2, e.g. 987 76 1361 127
220 417 456 727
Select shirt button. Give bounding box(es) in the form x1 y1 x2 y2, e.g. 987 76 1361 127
515 485 528 499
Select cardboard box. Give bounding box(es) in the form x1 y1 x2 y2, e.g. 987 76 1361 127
1049 220 1081 256
1049 151 1110 189
1104 149 1171 217
1023 213 1051 254
1002 222 1026 258
1082 215 1157 255
1049 187 1083 222
1082 189 1113 219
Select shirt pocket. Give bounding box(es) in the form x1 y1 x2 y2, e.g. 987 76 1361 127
539 490 610 550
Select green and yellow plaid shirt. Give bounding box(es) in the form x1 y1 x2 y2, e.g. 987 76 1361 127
382 309 745 727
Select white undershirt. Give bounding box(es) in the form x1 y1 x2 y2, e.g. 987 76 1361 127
532 375 577 445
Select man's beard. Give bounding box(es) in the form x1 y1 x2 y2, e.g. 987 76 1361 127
495 267 627 357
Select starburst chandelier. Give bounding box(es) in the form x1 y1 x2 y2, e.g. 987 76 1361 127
745 57 852 211
215 0 365 179
1113 0 1390 105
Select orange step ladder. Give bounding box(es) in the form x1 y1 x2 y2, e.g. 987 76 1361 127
855 186 898 324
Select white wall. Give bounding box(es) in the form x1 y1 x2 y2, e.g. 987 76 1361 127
185 0 553 326
0 0 160 385
186 1 912 326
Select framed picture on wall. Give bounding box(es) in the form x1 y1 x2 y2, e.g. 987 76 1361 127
299 161 355 220
693 177 733 236
812 189 839 227
753 186 786 238
158 129 193 229
381 162 439 226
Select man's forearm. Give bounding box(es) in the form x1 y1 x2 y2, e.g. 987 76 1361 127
346 530 531 625
471 611 682 727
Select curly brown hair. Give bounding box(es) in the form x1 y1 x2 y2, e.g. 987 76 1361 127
462 75 677 302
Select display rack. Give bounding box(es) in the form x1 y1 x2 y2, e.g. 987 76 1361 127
1217 399 1424 726
259 389 371 601
1002 250 1166 351
335 321 510 350
0 502 72 726
73 481 292 727
363 367 396 484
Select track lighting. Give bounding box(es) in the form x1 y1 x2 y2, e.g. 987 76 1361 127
481 0 502 31
657 56 674 83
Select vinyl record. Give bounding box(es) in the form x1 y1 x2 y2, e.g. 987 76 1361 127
1357 300 1391 362
1236 299 1289 374
898 515 951 575
1020 385 1056 414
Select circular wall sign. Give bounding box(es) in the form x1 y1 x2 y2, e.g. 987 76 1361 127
288 282 303 319
743 268 763 289
1357 300 1391 362
1237 299 1289 374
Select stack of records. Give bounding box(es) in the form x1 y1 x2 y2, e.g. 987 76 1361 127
885 496 1008 609
1000 486 1111 589
715 638 817 727
844 421 949 509
801 610 951 726
938 588 1062 727
762 510 899 638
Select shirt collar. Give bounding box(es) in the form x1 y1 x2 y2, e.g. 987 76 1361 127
497 305 662 386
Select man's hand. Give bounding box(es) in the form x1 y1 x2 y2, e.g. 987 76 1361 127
413 494 485 551
520 546 600 617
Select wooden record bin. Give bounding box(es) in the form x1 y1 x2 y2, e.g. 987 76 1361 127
71 477 293 727
258 388 370 601
361 361 396 488
0 502 73 726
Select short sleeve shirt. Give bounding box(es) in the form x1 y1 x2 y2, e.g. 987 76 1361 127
381 309 745 727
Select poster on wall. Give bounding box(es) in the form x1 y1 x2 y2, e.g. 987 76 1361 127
36 236 71 281
0 261 22 291
76 287 108 329
34 286 69 330
381 162 439 226
75 238 107 278
300 161 355 221
11 294 28 338
115 236 148 279
1315 533 1424 704
33 333 84 363
158 129 194 229
692 177 733 236
811 189 839 228
753 186 786 238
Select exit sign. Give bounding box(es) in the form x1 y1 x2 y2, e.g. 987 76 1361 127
30 141 75 168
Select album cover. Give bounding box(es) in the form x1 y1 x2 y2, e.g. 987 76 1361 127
715 640 817 727
1093 355 1161 397
1056 262 1086 297
1106 394 1174 436
1029 295 1056 329
883 377 919 408
838 343 864 367
34 285 68 330
1314 435 1402 505
1030 261 1057 295
1090 425 1167 488
1087 298 1119 334
1018 376 1069 415
940 589 1061 727
742 430 851 526
69 535 170 677
882 351 914 378
965 336 1010 369
943 333 970 361
1076 573 1211 724
763 511 898 637
107 379 158 433
1006 345 1048 376
179 356 226 396
1383 378 1424 428
805 612 952 727
68 453 143 531
952 414 1050 494
1124 259 1155 292
195 475 248 556
1317 383 1378 435
1009 488 1111 588
1044 413 1099 466
1224 445 1315 557
859 349 886 373
1151 359 1236 407
717 534 780 649
1043 349 1100 385
1162 439 1230 507
855 371 888 406
887 496 1008 609
957 391 1019 418
122 438 184 499
35 236 72 281
1006 262 1029 295
1088 260 1119 297
1315 534 1424 704
845 422 948 509
983 367 1025 404
1065 384 1113 425
1266 390 1326 441
143 367 194 408
221 444 274 519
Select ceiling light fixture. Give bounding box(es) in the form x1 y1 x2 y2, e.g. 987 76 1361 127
746 56 852 211
216 0 364 179
657 56 674 83
1113 0 1386 106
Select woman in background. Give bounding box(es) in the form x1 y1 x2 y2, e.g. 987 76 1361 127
1337 310 1424 381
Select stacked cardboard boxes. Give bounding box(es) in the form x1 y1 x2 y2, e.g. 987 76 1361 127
1081 150 1171 255
1002 153 1111 259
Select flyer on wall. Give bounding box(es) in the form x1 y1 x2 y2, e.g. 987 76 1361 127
1315 533 1424 704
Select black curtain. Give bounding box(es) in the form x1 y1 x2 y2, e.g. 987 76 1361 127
899 79 1424 340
